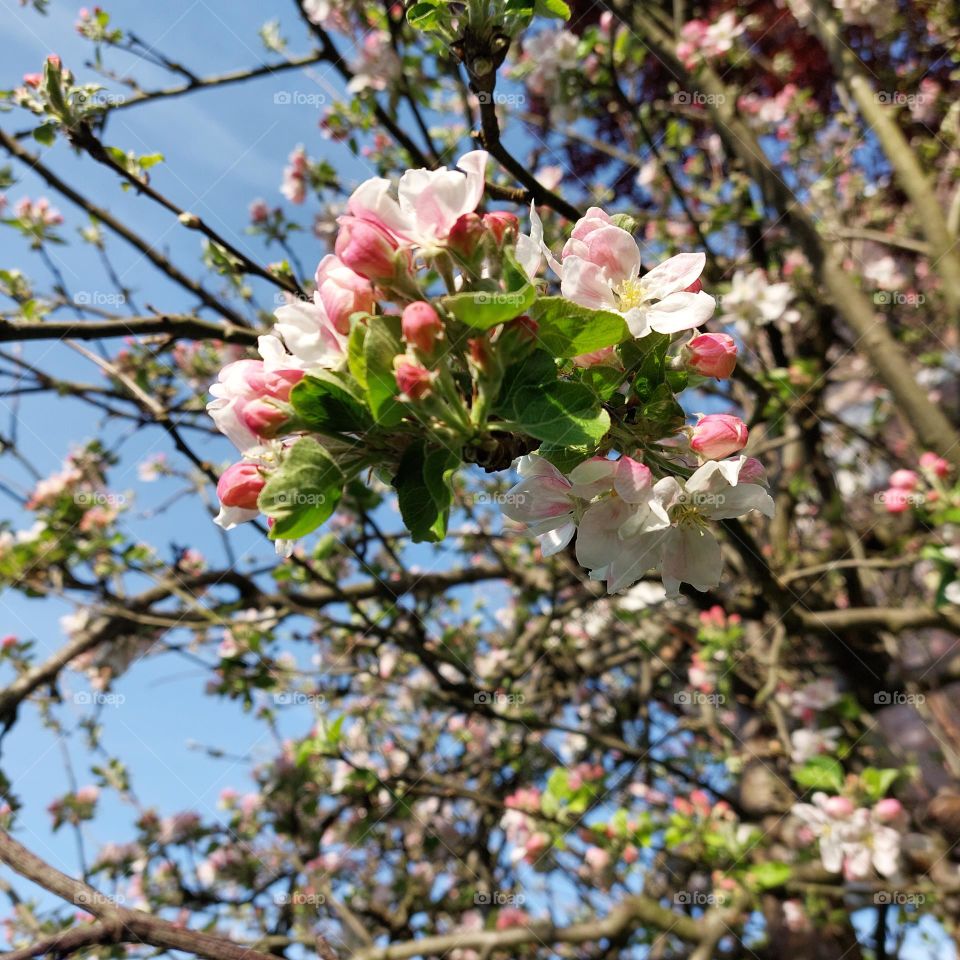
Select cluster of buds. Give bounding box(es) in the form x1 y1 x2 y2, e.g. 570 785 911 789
879 451 952 514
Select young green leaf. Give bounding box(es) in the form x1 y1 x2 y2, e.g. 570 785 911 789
258 438 344 539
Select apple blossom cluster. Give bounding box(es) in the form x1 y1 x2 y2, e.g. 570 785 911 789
207 150 773 592
791 793 904 881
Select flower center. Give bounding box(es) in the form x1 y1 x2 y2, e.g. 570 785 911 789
615 277 647 312
671 503 708 528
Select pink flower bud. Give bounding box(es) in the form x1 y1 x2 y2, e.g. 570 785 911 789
888 469 918 490
823 796 854 819
447 212 485 259
23 73 43 88
2 635 17 649
919 452 950 477
402 301 443 354
217 462 265 510
685 278 703 293
483 211 519 245
573 346 617 368
683 333 737 379
622 843 639 864
739 457 767 484
239 398 290 438
47 55 61 69
690 414 749 460
315 254 375 335
335 215 403 282
249 199 269 224
584 846 610 871
873 798 903 823
394 357 435 400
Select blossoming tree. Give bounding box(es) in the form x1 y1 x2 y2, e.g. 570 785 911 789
1 1 959 958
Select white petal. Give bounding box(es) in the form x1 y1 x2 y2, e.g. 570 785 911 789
640 252 706 299
661 526 723 593
646 291 716 334
540 522 576 557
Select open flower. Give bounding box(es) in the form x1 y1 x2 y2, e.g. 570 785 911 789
207 360 303 454
346 150 489 249
579 457 773 595
500 454 579 556
559 217 715 337
260 293 349 374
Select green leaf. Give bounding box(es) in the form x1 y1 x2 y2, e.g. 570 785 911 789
393 440 459 543
534 0 570 17
442 279 536 330
258 438 344 539
363 315 405 427
502 380 610 447
537 444 592 474
578 364 624 402
497 350 557 407
861 767 899 802
290 371 372 434
528 297 629 358
620 332 671 400
609 212 638 233
347 320 367 391
746 861 791 891
139 152 164 169
792 756 844 793
406 0 442 29
32 122 57 146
